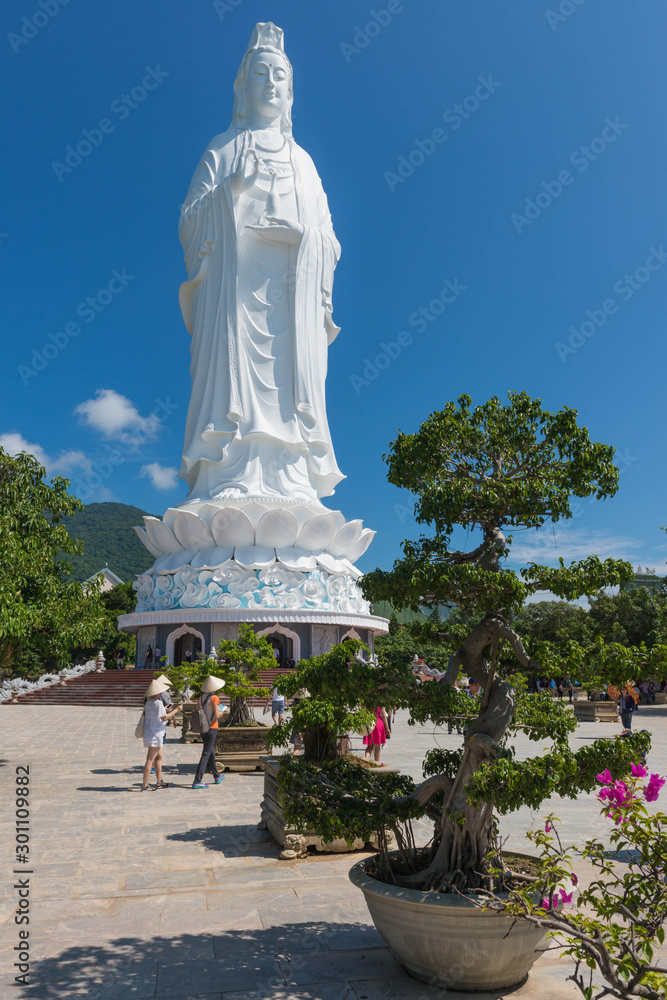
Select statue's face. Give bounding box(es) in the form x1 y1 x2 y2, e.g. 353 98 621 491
244 49 290 121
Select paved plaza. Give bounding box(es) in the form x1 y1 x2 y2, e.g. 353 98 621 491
2 701 667 999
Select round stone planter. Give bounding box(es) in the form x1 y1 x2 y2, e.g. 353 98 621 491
349 856 548 991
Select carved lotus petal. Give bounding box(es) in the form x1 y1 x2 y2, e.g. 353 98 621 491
295 514 336 552
316 552 349 575
143 516 183 556
191 546 234 569
255 509 299 548
326 520 364 558
156 550 198 573
233 545 276 569
134 525 162 559
172 510 214 550
195 503 225 526
210 508 254 548
345 528 376 563
275 547 318 571
241 501 271 528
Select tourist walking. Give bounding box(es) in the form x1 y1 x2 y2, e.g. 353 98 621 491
143 645 153 670
154 645 162 667
192 675 227 789
364 706 389 764
116 649 124 670
185 646 192 663
141 679 182 790
619 689 637 731
271 686 285 725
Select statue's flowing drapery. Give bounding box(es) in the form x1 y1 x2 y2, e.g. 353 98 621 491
178 127 344 502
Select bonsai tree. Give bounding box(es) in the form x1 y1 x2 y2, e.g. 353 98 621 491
278 394 666 894
165 624 275 725
212 623 275 726
268 639 407 762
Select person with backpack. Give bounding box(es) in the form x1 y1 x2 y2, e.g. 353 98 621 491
619 688 637 730
192 675 228 789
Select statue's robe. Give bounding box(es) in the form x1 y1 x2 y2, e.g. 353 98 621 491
178 127 343 502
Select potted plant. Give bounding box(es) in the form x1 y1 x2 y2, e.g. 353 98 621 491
210 623 274 771
278 393 665 990
262 640 410 858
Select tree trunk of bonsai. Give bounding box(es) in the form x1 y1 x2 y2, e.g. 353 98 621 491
226 696 254 727
401 615 525 890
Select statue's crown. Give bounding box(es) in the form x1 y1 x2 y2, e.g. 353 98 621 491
246 21 285 57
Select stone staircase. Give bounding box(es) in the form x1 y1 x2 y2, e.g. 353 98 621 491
3 668 291 709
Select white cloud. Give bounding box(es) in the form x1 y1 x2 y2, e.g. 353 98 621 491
0 431 91 477
139 462 179 491
75 389 160 445
506 526 647 567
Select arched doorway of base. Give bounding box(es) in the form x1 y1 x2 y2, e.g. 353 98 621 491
255 623 301 668
166 624 205 666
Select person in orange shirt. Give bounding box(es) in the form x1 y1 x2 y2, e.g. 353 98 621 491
192 675 228 789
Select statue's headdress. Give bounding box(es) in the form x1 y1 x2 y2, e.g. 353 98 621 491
231 22 293 135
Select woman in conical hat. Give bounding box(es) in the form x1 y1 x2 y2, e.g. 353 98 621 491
141 681 182 791
192 676 228 788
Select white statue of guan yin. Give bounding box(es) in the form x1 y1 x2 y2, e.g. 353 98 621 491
178 21 344 504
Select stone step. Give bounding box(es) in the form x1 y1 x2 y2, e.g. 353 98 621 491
3 667 289 707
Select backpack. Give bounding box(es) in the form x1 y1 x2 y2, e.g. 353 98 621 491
190 693 213 735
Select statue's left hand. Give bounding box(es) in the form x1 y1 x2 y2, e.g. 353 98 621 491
246 217 304 245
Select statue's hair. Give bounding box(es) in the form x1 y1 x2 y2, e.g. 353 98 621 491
231 22 293 135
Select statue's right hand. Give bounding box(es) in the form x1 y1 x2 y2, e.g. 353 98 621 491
229 147 259 197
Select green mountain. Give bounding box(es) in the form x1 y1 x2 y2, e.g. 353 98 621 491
65 502 155 582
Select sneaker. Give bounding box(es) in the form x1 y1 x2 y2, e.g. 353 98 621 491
214 775 225 784
192 782 209 789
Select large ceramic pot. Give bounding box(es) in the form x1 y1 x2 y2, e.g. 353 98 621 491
349 856 548 991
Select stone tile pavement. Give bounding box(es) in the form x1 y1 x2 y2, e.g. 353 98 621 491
1 700 666 999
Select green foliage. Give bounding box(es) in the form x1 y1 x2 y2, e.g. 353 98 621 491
0 449 107 677
70 580 137 664
62 502 155 582
504 769 667 1000
164 624 274 724
514 601 593 651
588 586 667 648
469 732 652 813
362 392 631 615
270 640 414 762
276 755 419 847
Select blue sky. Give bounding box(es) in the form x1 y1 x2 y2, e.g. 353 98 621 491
2 0 666 580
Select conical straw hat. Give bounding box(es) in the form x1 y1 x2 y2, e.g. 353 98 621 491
156 674 173 686
201 675 226 693
145 679 169 698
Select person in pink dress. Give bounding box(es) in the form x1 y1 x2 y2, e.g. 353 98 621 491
363 706 390 764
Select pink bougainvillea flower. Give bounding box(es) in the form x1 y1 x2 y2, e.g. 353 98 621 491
544 821 553 833
599 780 632 810
644 774 666 803
540 897 551 910
631 763 648 778
596 769 613 785
570 873 578 886
559 888 573 904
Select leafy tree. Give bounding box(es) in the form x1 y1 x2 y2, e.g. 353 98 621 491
587 587 667 649
285 394 665 893
166 624 274 726
70 580 137 665
0 449 107 679
513 600 592 652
